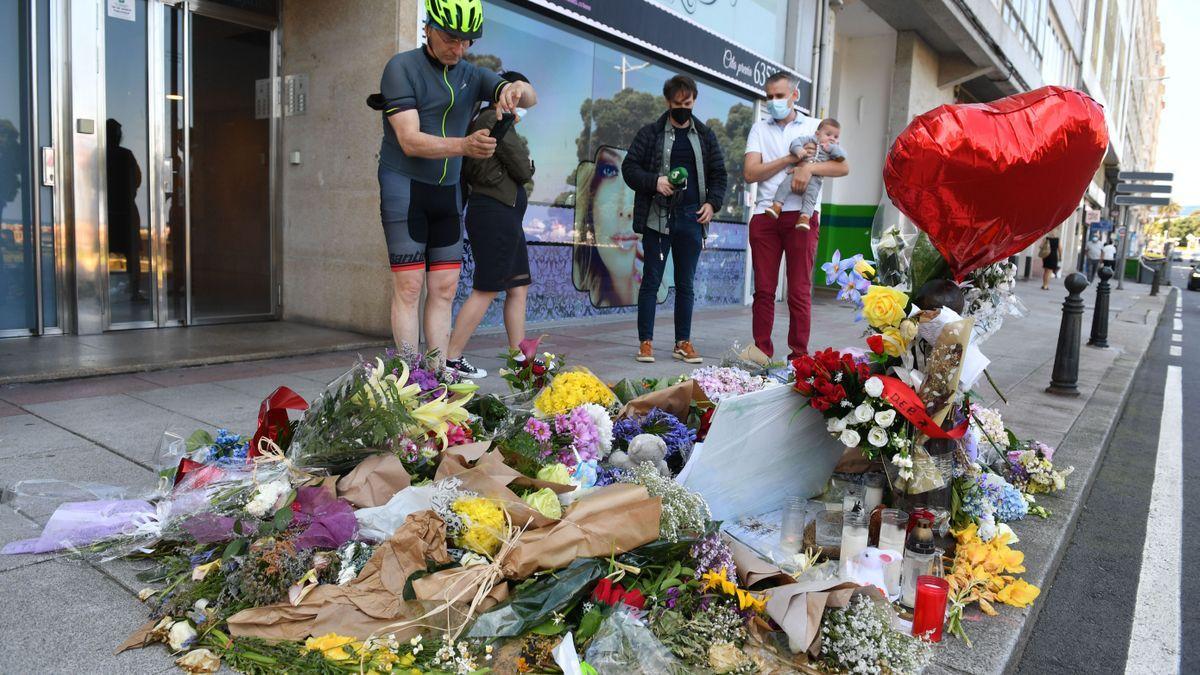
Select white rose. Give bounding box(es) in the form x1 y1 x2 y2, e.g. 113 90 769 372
864 377 884 398
874 409 896 428
839 429 861 448
827 417 847 433
867 427 888 448
854 403 875 424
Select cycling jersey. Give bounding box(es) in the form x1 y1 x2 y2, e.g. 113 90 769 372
378 47 507 185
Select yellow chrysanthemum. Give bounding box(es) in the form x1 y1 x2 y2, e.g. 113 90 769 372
304 633 362 661
533 371 616 416
451 497 507 556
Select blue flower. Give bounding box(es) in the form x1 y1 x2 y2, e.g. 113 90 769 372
821 250 858 287
572 460 599 489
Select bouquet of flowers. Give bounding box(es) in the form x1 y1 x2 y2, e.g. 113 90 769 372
688 366 767 402
963 260 1028 343
499 337 562 396
792 350 913 465
1006 441 1073 495
533 368 617 417
287 354 476 473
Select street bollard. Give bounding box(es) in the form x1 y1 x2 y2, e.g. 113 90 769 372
1087 265 1113 348
1047 273 1089 397
1150 259 1162 297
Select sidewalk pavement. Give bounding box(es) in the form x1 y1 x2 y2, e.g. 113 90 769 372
0 274 1167 673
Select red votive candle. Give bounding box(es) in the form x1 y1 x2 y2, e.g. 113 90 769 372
911 575 950 642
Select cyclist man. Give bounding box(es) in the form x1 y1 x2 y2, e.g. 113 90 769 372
376 0 536 377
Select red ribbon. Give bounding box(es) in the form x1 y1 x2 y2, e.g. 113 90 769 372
173 458 225 490
878 376 968 440
249 386 309 458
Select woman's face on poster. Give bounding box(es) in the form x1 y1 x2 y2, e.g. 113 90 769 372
590 147 643 288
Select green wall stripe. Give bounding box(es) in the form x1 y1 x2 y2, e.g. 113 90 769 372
814 204 876 284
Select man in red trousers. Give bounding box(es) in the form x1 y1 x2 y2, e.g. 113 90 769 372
743 73 850 360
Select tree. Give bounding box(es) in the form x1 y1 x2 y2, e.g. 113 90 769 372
575 88 661 162
1159 200 1183 220
464 53 502 73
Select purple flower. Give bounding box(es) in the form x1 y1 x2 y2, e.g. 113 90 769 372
524 417 552 444
689 533 735 582
553 407 602 466
613 408 695 459
409 367 441 394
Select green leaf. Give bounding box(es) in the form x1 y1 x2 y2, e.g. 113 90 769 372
530 619 566 636
660 578 682 591
185 429 214 452
232 519 244 536
272 506 294 531
667 561 681 582
575 607 605 642
223 538 247 559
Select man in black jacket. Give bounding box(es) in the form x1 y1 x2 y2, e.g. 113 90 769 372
622 74 727 365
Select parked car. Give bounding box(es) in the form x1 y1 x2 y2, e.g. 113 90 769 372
1189 263 1200 291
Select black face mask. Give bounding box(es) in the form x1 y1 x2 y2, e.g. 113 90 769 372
669 107 692 125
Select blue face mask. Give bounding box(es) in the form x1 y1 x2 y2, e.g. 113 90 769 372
766 98 792 120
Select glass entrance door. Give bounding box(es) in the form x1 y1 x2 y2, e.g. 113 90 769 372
1 0 60 337
98 0 275 329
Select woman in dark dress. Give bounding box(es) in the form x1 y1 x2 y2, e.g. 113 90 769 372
1040 235 1061 290
445 72 535 379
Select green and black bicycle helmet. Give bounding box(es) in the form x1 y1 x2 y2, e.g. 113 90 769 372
425 0 484 40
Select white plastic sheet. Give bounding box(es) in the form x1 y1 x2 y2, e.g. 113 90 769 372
678 385 844 522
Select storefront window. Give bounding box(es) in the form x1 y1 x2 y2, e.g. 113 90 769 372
650 0 788 64
1 0 35 332
453 1 753 326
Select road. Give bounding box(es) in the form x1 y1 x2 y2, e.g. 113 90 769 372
1018 266 1196 674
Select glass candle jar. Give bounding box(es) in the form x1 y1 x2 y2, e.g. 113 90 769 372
863 473 886 516
840 511 869 576
779 497 806 554
912 576 950 641
878 509 909 599
816 510 843 548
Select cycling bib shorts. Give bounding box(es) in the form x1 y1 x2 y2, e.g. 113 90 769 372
378 164 463 272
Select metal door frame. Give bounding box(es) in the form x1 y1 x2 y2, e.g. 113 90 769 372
92 0 280 329
0 0 68 338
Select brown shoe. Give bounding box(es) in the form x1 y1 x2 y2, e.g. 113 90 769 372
765 203 782 218
636 340 655 363
673 340 702 364
795 213 811 230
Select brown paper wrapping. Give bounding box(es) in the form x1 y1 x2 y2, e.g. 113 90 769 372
501 483 662 578
115 618 160 654
336 453 411 509
726 536 795 588
764 580 886 656
617 380 709 421
436 449 558 531
226 511 454 641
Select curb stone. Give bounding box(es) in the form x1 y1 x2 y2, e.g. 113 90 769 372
932 288 1172 674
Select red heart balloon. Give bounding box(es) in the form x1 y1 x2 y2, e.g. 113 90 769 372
884 86 1108 280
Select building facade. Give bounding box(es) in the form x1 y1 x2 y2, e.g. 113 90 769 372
1 0 825 339
0 0 1165 341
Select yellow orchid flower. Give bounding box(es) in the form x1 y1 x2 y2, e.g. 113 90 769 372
997 579 1041 607
411 391 473 448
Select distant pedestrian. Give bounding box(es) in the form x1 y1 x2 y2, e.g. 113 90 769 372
1039 235 1060 290
1102 237 1118 271
1085 234 1103 281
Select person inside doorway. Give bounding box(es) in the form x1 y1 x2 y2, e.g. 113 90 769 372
1085 233 1103 281
373 0 536 376
105 119 144 302
445 71 536 377
743 73 849 360
621 74 728 364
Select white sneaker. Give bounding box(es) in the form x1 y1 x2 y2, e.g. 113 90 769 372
446 357 488 379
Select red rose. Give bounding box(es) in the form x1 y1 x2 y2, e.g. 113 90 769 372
793 357 815 380
812 397 831 412
531 362 546 376
866 334 884 355
621 588 646 609
815 348 841 372
794 380 814 396
592 578 616 605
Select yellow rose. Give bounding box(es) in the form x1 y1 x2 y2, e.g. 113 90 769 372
881 326 908 357
861 285 909 328
854 257 876 278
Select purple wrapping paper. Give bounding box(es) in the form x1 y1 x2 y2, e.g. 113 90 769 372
1 499 154 555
